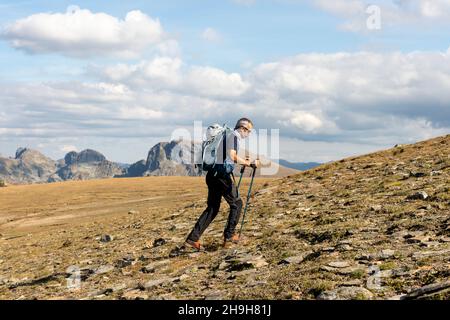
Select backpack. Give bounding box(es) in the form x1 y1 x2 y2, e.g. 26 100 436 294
200 123 233 173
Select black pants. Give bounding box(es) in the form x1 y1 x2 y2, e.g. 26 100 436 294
187 170 243 241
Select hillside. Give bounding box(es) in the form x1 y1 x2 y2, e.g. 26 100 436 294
0 134 448 300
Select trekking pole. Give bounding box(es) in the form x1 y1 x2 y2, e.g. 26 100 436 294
236 157 249 197
239 164 257 237
236 165 245 191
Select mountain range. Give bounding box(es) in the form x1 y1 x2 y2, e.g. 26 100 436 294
0 140 315 185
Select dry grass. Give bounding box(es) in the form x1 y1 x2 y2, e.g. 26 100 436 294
0 134 449 300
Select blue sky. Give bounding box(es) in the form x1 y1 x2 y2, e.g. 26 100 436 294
2 0 449 78
0 1 355 77
0 0 449 163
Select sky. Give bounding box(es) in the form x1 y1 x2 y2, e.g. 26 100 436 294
0 0 449 163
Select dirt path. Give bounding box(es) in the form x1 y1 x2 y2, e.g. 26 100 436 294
0 176 268 235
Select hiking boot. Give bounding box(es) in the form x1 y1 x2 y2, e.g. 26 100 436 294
223 234 240 248
185 239 201 251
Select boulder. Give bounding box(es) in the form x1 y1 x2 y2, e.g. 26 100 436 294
318 287 374 300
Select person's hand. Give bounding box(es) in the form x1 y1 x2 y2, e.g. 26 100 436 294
244 159 251 167
253 159 261 168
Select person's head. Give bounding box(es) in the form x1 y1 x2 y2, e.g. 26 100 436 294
234 118 253 139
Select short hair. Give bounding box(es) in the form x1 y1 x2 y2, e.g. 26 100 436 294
234 118 253 130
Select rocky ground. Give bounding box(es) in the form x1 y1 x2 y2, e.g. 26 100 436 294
0 134 449 300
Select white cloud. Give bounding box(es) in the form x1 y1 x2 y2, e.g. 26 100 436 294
307 0 450 32
289 111 324 132
311 0 364 16
1 49 450 162
185 66 250 97
97 57 250 98
395 0 450 18
1 6 170 58
96 56 183 87
60 145 78 153
118 106 163 120
201 27 222 43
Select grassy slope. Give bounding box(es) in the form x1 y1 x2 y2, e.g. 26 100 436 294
0 135 448 300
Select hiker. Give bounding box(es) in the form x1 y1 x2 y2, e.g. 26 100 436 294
185 118 260 250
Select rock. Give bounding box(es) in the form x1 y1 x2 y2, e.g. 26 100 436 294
61 240 72 248
111 283 128 292
411 249 450 260
169 245 186 257
255 188 274 196
1 148 57 184
128 210 139 215
140 265 155 274
404 233 430 244
409 171 426 178
222 255 268 272
138 255 150 262
247 280 268 287
100 234 113 242
153 238 167 247
321 265 364 276
340 280 363 287
121 289 148 300
95 265 114 275
139 140 203 176
141 277 178 290
141 278 168 290
328 261 350 268
279 252 311 265
115 256 135 268
9 273 62 289
320 266 339 272
317 287 374 300
280 256 304 265
379 249 396 260
398 173 410 180
387 295 406 300
57 149 123 181
178 274 190 281
337 244 354 251
370 205 383 212
218 261 229 270
406 191 428 201
88 288 114 297
205 290 225 300
140 260 170 274
420 241 440 248
402 280 450 300
76 149 106 163
121 269 133 276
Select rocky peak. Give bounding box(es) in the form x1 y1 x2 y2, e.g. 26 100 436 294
15 147 28 159
66 149 107 164
14 147 55 165
64 151 78 166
